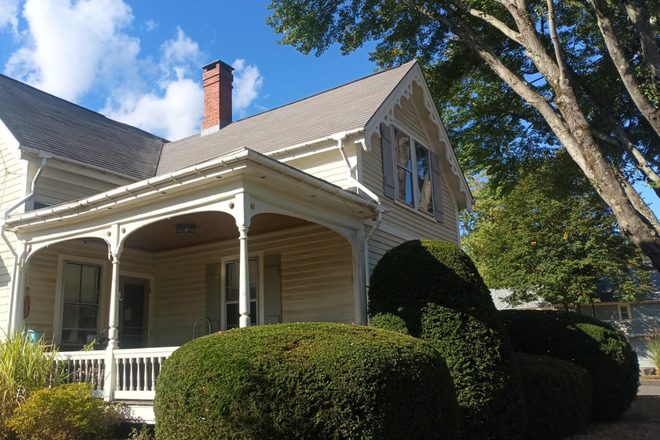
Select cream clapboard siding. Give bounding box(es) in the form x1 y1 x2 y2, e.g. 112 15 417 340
362 96 460 272
0 129 25 335
151 224 353 347
281 143 356 189
24 240 154 341
33 167 118 207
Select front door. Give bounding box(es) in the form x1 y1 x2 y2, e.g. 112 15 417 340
119 276 150 349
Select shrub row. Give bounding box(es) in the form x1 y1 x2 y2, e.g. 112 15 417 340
154 323 459 440
500 309 639 420
368 240 526 440
516 353 592 440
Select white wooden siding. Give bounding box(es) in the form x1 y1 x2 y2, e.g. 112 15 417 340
151 224 353 347
362 96 460 272
22 225 353 347
33 168 118 207
282 144 354 189
0 130 25 335
25 240 154 341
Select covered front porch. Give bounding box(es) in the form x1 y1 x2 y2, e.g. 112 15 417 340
3 149 380 416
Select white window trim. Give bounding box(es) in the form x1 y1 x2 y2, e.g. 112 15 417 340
53 254 109 347
391 125 436 219
618 303 632 321
220 250 265 331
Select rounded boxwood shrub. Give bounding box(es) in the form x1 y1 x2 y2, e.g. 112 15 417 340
154 323 459 440
515 353 592 440
8 383 121 440
369 240 526 440
500 309 639 420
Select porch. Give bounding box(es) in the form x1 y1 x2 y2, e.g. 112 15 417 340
3 149 381 421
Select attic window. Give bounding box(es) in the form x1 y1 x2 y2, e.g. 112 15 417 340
394 127 434 215
619 304 631 321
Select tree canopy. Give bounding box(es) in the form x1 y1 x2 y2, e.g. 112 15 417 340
462 152 652 306
267 0 660 271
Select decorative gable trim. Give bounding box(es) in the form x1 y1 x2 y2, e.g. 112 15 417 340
364 62 473 211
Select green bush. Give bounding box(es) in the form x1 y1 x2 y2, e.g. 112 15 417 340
0 329 61 437
154 323 459 440
500 309 639 420
368 240 526 440
516 354 592 440
8 383 121 440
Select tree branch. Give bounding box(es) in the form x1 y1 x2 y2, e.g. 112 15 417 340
448 0 523 45
590 0 660 137
620 0 660 85
546 0 567 84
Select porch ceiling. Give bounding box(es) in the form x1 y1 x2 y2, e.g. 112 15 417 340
124 212 310 253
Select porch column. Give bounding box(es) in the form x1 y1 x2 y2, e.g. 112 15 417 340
104 250 121 401
233 192 252 328
11 263 29 332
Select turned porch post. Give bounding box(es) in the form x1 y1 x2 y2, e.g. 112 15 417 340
104 226 123 402
233 193 252 328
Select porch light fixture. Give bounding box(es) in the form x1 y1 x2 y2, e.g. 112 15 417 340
175 223 196 236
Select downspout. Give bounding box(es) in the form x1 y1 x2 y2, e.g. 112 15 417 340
3 158 47 332
336 135 385 323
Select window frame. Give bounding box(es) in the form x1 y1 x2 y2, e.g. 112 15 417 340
53 254 109 348
220 251 265 331
390 126 436 218
618 303 632 321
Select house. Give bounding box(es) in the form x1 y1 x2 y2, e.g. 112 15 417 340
0 60 473 420
492 286 660 370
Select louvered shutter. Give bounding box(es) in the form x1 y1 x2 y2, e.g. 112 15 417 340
430 151 444 223
263 254 282 324
380 123 396 199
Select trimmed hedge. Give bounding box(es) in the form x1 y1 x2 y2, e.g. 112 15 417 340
369 240 526 440
516 354 592 440
500 309 639 420
154 323 459 440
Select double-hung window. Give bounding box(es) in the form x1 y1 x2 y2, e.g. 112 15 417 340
224 258 259 329
393 127 435 215
61 262 101 350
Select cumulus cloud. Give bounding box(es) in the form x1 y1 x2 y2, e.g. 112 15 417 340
103 28 204 140
5 0 138 102
0 0 19 33
3 1 265 140
232 58 264 117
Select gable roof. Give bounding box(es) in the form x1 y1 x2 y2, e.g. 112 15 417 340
156 61 416 174
0 74 166 181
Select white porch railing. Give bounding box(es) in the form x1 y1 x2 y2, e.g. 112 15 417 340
56 346 178 401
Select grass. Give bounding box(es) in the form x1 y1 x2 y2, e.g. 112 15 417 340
565 396 660 439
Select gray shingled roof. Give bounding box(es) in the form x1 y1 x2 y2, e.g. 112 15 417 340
157 61 416 174
0 74 166 180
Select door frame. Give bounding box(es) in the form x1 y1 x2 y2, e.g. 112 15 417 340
118 270 154 348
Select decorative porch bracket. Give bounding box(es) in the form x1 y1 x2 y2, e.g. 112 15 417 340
233 193 252 328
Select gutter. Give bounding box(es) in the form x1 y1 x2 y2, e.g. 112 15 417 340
3 157 47 332
266 128 365 158
5 148 380 228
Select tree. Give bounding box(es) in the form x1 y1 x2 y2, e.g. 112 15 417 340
462 152 652 307
266 0 660 271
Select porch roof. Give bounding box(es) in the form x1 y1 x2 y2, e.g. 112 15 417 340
4 147 380 231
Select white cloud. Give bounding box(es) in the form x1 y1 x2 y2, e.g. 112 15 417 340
103 28 204 140
145 18 157 32
232 58 263 117
5 0 138 102
2 1 265 140
0 0 19 33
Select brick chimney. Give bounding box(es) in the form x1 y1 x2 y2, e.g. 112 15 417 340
201 60 234 135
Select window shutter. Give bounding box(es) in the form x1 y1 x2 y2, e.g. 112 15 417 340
380 123 396 199
205 264 221 332
430 151 444 223
264 254 282 324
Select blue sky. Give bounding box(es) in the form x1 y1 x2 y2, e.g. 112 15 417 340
0 0 378 140
0 0 657 214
